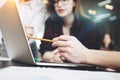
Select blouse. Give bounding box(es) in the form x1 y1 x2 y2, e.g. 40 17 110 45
39 16 101 56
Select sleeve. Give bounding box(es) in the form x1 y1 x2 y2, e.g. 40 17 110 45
39 18 56 56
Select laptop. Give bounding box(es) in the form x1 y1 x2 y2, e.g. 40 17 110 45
0 0 95 69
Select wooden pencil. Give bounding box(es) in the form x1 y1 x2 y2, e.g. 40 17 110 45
27 36 53 43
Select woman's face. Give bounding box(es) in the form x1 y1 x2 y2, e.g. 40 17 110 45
54 0 76 18
103 34 111 45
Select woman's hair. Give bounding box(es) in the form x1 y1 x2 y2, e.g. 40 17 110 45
73 0 89 19
46 0 89 21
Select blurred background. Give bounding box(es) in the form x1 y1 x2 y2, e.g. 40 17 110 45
0 0 120 57
81 0 120 50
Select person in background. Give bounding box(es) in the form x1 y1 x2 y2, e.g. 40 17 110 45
17 0 48 59
40 0 101 63
100 33 116 51
52 35 120 70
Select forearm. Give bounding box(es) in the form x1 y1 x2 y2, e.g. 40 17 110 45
86 50 120 69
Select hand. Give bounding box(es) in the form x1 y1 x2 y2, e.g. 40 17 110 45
52 35 89 64
42 49 64 63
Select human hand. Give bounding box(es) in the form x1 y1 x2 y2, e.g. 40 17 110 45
42 49 64 63
52 35 89 64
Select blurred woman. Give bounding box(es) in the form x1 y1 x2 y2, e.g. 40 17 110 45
40 0 101 63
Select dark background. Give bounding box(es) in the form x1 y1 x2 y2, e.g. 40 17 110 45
81 0 120 50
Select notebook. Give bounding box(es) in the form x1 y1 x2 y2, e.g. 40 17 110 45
0 0 94 69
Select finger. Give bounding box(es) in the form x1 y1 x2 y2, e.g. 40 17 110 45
53 35 72 41
52 41 69 47
50 56 64 63
60 52 76 63
54 56 64 63
52 49 59 55
57 47 69 53
42 51 54 62
60 52 70 61
60 56 66 61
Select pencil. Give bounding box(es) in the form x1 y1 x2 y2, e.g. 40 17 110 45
27 36 53 43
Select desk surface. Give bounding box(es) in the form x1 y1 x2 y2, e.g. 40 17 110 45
0 57 29 68
0 57 120 80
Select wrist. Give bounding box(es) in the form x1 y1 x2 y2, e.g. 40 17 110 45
85 49 100 66
83 49 93 64
77 48 89 64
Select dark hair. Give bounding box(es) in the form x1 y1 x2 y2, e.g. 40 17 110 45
46 0 89 23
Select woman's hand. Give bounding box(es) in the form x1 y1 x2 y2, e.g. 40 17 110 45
42 49 64 63
52 35 89 64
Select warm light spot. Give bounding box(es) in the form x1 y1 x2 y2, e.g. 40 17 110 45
42 0 48 4
105 4 114 10
88 10 96 15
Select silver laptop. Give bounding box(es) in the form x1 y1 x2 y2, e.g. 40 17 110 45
0 0 94 68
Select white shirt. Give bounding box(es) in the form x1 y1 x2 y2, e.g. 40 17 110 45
17 0 48 49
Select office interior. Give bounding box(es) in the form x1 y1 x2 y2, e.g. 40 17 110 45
0 0 119 68
0 0 120 80
0 0 119 56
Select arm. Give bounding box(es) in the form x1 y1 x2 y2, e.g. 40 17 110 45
87 50 120 69
52 35 120 69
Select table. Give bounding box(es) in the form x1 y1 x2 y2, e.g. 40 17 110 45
0 57 120 80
